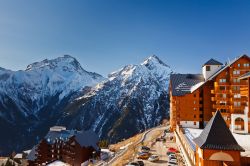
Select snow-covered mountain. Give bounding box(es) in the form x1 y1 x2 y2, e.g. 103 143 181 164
58 55 172 142
0 55 172 155
0 55 105 155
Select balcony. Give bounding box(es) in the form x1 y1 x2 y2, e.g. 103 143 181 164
214 90 231 94
211 97 230 102
232 110 245 114
212 104 230 110
230 105 246 111
240 87 248 96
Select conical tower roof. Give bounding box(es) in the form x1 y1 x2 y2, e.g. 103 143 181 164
193 111 244 151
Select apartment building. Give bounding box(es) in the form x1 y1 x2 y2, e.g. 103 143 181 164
27 126 100 166
169 55 250 133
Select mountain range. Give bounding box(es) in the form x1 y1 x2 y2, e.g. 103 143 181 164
0 55 172 155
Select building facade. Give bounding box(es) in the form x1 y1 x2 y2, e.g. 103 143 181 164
27 126 100 166
170 55 250 134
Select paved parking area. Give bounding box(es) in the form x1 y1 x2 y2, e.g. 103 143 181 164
135 132 186 166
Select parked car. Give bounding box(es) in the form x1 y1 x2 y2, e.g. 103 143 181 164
168 154 176 158
148 155 159 162
164 129 169 133
167 151 175 156
125 162 140 166
156 138 161 141
168 161 178 166
140 146 150 152
136 160 144 166
167 147 179 153
137 152 151 160
169 158 178 163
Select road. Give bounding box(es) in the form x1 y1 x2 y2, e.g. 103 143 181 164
96 126 164 166
143 141 168 166
95 125 173 166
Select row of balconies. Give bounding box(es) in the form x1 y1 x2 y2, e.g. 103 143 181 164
212 104 246 111
211 89 249 94
211 97 248 102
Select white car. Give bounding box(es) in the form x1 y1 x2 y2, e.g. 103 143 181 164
169 158 177 163
168 161 178 166
148 155 159 162
168 154 176 158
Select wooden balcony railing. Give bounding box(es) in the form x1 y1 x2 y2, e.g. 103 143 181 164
212 104 230 110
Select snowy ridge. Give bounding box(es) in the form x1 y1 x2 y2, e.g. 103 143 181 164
0 55 105 115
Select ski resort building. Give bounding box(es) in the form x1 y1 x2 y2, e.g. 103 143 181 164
170 55 250 166
27 126 100 166
169 55 250 134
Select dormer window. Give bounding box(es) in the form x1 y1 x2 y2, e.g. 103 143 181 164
206 66 211 71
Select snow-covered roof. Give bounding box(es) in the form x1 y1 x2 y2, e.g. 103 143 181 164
46 160 70 166
27 145 37 161
14 153 22 159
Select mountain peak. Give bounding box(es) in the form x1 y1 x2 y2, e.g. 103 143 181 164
141 55 169 68
25 55 83 72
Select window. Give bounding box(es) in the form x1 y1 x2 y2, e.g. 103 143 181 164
234 102 241 107
219 86 226 90
222 94 226 98
194 122 196 125
233 86 240 91
194 108 196 111
220 101 226 105
194 115 196 118
233 70 240 75
244 63 249 67
194 94 196 97
238 64 241 67
206 66 211 71
194 101 196 104
234 94 241 98
219 79 226 83
233 78 240 83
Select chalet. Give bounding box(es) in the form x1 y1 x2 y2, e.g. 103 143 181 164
169 55 250 134
27 126 100 166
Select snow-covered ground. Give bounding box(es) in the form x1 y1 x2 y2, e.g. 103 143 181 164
185 128 250 157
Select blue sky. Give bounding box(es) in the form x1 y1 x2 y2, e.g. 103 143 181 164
0 0 250 76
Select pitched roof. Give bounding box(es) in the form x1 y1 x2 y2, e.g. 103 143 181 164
203 58 223 66
190 54 250 92
207 54 249 81
26 145 37 161
239 71 250 80
193 111 244 151
170 74 204 96
45 129 77 144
